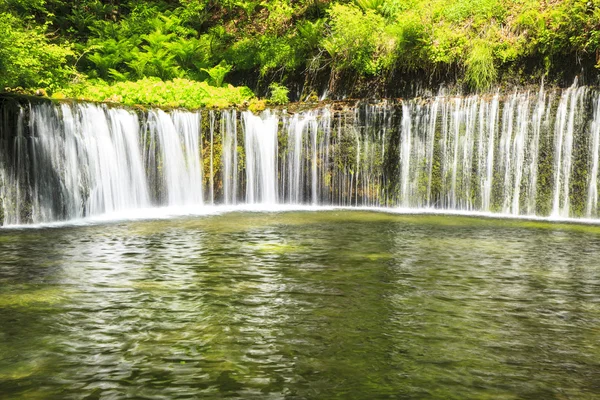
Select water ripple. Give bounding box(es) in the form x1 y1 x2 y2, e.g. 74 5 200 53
0 211 599 399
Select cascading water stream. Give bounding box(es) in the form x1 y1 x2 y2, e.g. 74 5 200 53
243 111 278 204
2 82 600 225
221 110 238 205
146 109 203 206
587 98 600 217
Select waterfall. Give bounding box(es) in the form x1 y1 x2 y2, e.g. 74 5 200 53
551 84 587 218
399 104 412 206
81 105 150 215
587 98 600 217
146 109 203 206
2 82 600 225
208 111 215 205
243 111 278 204
280 109 331 204
285 112 309 203
0 103 151 224
221 110 238 205
478 94 499 211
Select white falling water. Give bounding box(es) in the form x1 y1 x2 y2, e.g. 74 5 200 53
499 93 517 213
525 88 547 215
221 110 238 205
172 110 204 205
4 82 600 225
439 96 479 210
281 109 328 204
243 111 278 204
60 105 85 220
399 104 412 206
310 113 319 205
505 92 530 215
353 104 391 207
552 83 587 218
478 94 499 211
286 113 309 203
0 106 26 225
318 108 332 205
27 103 150 223
29 103 73 223
587 98 600 217
209 111 215 205
426 97 440 207
83 105 150 215
147 110 203 206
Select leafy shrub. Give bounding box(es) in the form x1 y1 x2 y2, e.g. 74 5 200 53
84 12 207 82
297 19 325 50
4 0 600 97
256 35 299 76
201 61 232 87
465 41 497 91
439 0 506 23
60 78 255 109
264 1 294 35
268 83 289 105
0 12 74 91
393 11 430 70
248 98 267 113
322 4 395 75
354 0 385 12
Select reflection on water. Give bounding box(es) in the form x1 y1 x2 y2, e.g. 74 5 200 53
1 211 600 399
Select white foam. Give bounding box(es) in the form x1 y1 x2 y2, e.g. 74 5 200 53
5 204 600 230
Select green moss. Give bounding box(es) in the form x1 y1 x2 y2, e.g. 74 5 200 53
57 78 255 110
568 94 594 217
202 111 225 196
0 360 46 382
0 287 71 308
535 99 557 216
250 242 304 254
465 42 498 91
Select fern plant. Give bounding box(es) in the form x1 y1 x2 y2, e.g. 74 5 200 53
201 61 232 87
268 82 289 105
355 0 385 12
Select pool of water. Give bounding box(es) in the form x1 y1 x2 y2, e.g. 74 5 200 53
1 210 599 399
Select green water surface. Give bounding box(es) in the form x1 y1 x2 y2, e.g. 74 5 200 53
1 211 599 399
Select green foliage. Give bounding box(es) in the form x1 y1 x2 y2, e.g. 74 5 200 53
202 62 232 87
323 4 395 75
439 0 506 23
256 35 299 75
268 83 289 105
85 13 201 81
297 19 325 50
264 1 294 35
465 42 497 91
0 12 74 91
2 0 600 99
225 33 300 77
354 0 385 12
392 11 430 70
87 38 138 79
379 0 411 17
59 78 254 109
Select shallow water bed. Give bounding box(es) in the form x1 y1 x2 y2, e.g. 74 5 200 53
1 211 600 399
